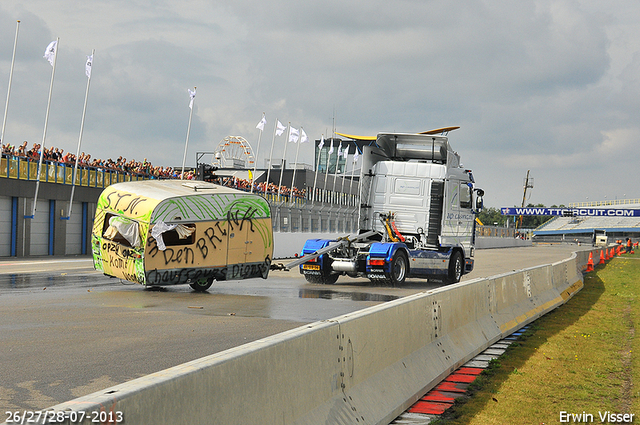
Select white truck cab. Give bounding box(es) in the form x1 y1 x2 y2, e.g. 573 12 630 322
299 130 483 285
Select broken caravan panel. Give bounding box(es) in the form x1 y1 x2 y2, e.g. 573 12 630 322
299 130 484 285
92 180 273 291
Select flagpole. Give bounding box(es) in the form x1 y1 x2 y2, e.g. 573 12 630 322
65 49 94 220
289 127 303 206
352 148 363 228
265 123 275 195
251 113 265 193
277 123 291 203
323 138 332 205
311 137 321 205
1 20 19 146
340 144 348 194
331 141 341 196
348 148 357 206
181 87 196 179
331 141 342 232
29 37 59 219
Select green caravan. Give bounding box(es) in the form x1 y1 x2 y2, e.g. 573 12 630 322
91 180 273 291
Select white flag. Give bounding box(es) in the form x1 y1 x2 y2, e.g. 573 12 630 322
300 128 309 143
318 135 324 150
328 140 334 155
256 114 266 131
289 127 299 143
353 149 360 162
188 88 196 109
275 120 286 136
85 54 93 78
337 143 342 158
343 145 349 159
44 40 57 66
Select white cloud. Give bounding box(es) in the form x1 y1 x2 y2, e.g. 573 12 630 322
1 0 639 207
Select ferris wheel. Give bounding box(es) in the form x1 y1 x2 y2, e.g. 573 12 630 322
212 136 256 169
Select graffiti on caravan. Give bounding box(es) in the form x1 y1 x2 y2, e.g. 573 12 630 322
102 241 139 260
196 223 226 254
105 191 149 215
228 207 256 232
147 241 197 266
227 256 271 280
145 257 270 285
500 207 640 217
146 267 223 286
147 223 227 266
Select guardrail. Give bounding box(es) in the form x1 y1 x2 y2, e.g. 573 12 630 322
21 247 594 425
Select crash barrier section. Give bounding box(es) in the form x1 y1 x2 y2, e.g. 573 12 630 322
476 235 532 249
27 248 594 425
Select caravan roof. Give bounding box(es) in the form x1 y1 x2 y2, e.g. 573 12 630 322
96 180 271 224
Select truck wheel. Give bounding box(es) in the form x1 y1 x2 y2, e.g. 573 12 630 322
303 257 339 285
446 251 463 284
304 272 339 284
190 277 214 292
321 272 339 284
389 251 408 286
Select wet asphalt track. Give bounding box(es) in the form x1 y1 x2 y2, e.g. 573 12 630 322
0 244 585 413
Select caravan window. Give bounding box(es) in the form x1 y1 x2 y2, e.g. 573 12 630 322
102 213 141 248
162 224 196 246
149 221 197 251
460 183 472 209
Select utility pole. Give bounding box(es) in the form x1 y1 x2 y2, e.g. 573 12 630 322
517 170 534 230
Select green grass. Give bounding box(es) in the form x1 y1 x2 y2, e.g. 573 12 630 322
434 250 639 425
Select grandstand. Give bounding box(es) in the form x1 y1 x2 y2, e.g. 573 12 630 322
533 200 640 244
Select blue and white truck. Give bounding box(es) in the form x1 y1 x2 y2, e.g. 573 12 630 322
292 131 484 285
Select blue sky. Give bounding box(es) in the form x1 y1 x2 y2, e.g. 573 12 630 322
1 0 639 208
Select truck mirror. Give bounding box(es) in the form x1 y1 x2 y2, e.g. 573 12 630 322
475 194 484 212
474 188 484 212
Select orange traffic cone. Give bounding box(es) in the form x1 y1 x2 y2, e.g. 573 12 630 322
617 246 623 256
586 252 594 272
599 250 605 265
610 248 615 259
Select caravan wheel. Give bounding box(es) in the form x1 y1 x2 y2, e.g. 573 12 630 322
190 277 214 292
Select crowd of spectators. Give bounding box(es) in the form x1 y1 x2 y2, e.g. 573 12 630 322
211 175 306 199
1 141 179 179
1 140 307 198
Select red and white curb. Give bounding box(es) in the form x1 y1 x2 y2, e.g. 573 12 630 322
391 327 528 424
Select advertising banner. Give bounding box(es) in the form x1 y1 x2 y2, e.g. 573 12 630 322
500 207 640 217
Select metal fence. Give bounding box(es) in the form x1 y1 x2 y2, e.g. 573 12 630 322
568 198 640 207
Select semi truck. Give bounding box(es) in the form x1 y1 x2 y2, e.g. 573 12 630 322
294 130 484 285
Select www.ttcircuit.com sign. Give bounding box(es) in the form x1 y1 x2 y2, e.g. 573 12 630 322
501 207 640 217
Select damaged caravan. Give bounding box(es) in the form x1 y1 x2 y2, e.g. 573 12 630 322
92 180 273 291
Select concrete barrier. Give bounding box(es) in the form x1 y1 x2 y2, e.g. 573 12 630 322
17 248 596 425
476 236 532 249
